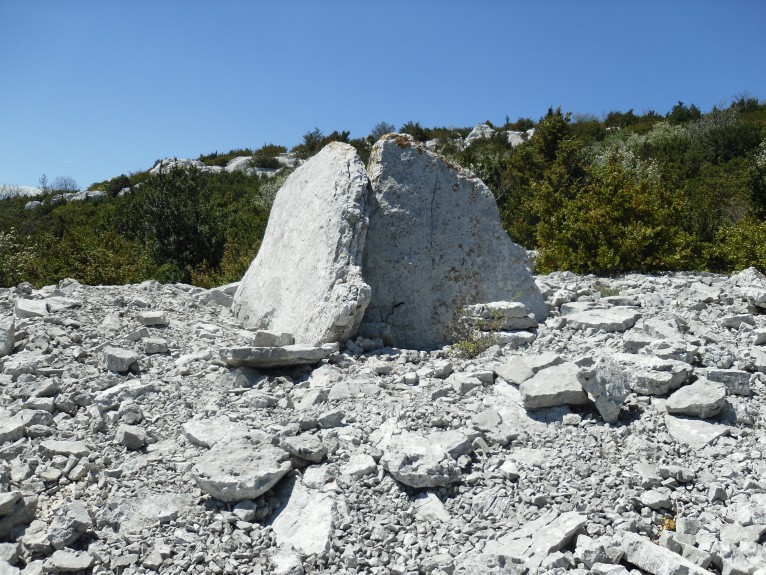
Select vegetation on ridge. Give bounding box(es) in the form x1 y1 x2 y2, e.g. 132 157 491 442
1 95 765 288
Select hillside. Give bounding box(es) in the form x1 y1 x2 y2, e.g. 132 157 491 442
1 96 765 289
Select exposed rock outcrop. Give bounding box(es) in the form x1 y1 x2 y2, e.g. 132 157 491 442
360 134 546 349
233 142 371 345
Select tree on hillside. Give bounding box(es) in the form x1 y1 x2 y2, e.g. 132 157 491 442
370 122 396 141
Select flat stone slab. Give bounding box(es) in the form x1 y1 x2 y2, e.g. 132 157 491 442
482 511 586 572
610 352 691 396
219 344 335 368
44 550 95 572
565 306 641 332
665 414 730 450
270 475 345 556
192 434 292 502
666 378 726 418
380 433 462 488
40 440 90 458
360 133 546 349
182 416 249 448
520 362 588 410
233 142 371 345
619 531 714 575
14 299 48 319
102 346 138 373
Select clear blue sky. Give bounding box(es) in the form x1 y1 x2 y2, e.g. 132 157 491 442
1 0 764 189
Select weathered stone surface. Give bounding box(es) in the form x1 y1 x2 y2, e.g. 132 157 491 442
47 501 92 550
233 143 371 345
565 306 641 332
705 368 752 396
460 301 538 331
40 440 90 458
44 550 95 572
666 378 726 418
137 310 167 326
733 266 766 309
192 434 292 502
0 494 37 540
13 299 47 319
181 416 248 448
664 414 730 450
114 424 146 450
0 318 14 358
360 133 546 349
520 362 588 410
577 358 631 423
219 344 335 368
143 338 168 354
281 434 327 463
102 346 138 372
270 475 345 556
0 417 25 445
482 511 586 572
610 352 691 395
619 531 713 575
380 433 461 487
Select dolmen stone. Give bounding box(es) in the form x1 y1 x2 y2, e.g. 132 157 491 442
360 134 546 349
192 434 292 502
219 344 335 368
232 143 371 345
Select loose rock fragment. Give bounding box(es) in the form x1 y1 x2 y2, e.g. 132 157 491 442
666 378 726 418
192 435 292 502
102 346 138 372
520 362 588 410
219 344 335 368
381 433 461 487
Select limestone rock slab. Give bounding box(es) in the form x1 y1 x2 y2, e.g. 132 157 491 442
565 306 641 332
380 432 461 488
619 531 713 575
520 362 588 410
577 358 631 423
664 415 730 450
666 378 726 418
270 475 345 556
232 142 371 345
0 318 14 358
192 434 292 502
219 344 335 368
360 133 546 349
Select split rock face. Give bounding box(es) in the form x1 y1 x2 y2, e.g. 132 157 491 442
232 142 371 346
360 134 546 349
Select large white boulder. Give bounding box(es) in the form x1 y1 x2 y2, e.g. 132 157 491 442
360 134 546 349
232 143 371 345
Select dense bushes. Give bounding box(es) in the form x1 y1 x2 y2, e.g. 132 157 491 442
2 97 765 289
441 99 766 275
0 166 273 288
